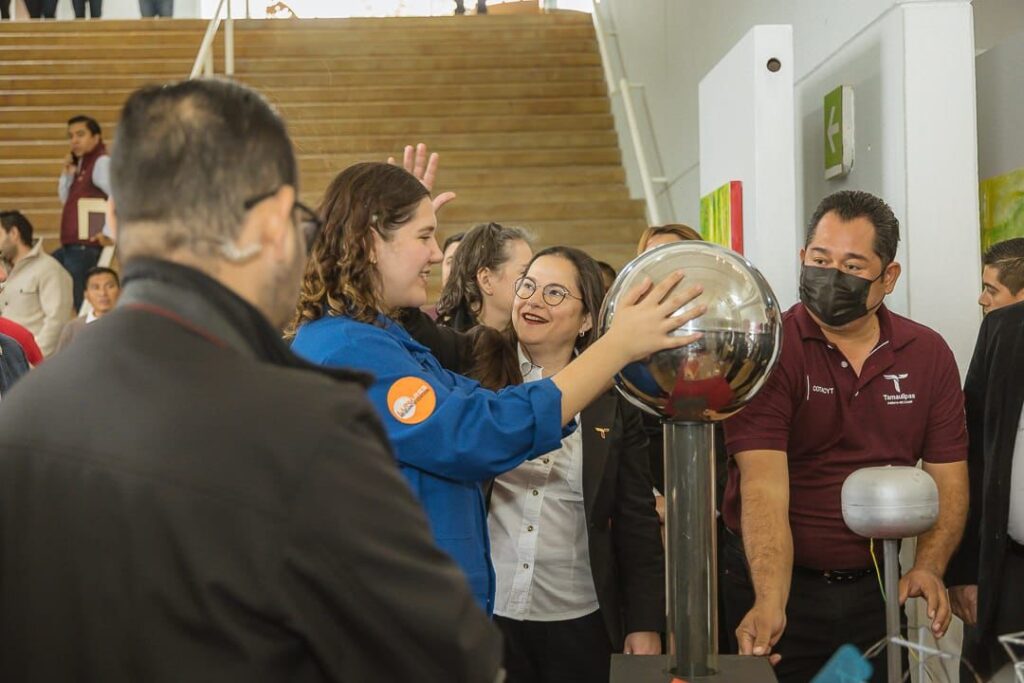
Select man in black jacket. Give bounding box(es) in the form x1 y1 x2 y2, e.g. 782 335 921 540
0 79 502 683
947 291 1024 680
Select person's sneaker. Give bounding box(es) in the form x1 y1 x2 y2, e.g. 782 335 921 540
476 3 487 13
454 7 466 14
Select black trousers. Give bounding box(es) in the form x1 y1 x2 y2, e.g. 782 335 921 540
495 610 613 683
72 0 100 16
1 0 11 20
25 0 58 17
722 534 903 683
960 547 1024 681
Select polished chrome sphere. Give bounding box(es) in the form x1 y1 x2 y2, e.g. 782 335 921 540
600 241 783 422
842 466 939 539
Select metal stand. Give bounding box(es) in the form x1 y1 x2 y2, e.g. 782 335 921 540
664 421 718 678
884 538 901 683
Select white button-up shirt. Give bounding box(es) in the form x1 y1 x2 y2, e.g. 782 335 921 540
1007 406 1024 544
489 348 600 621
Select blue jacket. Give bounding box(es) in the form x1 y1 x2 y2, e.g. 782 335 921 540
292 314 565 613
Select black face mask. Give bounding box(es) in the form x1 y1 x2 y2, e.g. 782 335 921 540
799 265 884 327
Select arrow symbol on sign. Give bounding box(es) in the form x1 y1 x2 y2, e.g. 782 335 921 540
827 105 840 154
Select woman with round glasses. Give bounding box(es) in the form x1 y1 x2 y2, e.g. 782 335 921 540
288 162 704 613
487 246 665 682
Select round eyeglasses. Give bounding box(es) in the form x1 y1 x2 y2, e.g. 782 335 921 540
514 276 583 307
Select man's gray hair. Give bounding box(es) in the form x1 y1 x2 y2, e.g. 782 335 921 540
110 78 297 259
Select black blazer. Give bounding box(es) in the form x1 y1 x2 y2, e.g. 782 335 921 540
579 392 667 651
947 300 1024 636
0 301 501 682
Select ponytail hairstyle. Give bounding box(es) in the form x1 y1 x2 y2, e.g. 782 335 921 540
287 162 429 336
435 221 531 332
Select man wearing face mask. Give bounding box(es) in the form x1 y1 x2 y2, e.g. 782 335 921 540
720 190 969 682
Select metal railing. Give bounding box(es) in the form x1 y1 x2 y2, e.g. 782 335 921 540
190 0 235 79
591 0 673 226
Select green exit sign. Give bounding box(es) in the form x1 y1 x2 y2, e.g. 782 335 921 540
824 85 855 179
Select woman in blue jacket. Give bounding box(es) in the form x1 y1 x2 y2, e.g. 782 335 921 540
289 162 704 613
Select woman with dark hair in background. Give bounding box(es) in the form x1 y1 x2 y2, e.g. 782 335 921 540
439 231 465 288
436 221 532 332
488 246 664 682
288 161 705 613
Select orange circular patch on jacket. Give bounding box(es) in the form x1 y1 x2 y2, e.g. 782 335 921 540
386 376 437 425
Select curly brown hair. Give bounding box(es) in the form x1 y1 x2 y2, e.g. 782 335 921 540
286 162 429 336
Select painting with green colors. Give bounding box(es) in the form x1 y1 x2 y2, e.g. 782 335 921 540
980 167 1024 252
700 180 744 253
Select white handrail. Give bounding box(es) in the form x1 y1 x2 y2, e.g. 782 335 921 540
619 77 663 225
590 1 618 96
591 0 672 226
190 0 235 79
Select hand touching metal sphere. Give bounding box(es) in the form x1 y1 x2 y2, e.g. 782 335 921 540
600 242 783 422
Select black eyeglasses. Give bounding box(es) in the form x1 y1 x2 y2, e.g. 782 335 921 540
244 190 322 255
514 276 583 307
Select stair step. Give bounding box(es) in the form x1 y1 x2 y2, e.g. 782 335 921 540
0 14 590 33
430 199 645 222
0 148 624 178
0 97 609 123
295 148 623 171
0 24 595 47
0 114 615 139
4 183 632 214
1 130 617 158
0 52 601 77
0 36 597 61
17 199 644 235
0 67 603 91
1 165 626 196
0 82 607 106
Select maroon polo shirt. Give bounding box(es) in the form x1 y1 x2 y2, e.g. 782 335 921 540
722 303 967 570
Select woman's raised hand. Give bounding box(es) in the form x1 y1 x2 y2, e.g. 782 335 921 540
387 143 457 213
604 270 705 363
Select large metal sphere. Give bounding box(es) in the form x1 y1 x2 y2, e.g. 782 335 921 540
599 241 783 422
842 466 939 539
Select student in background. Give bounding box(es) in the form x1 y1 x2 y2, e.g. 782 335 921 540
436 221 532 332
54 266 120 353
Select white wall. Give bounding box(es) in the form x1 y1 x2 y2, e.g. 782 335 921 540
976 28 1024 180
598 0 986 374
699 25 798 307
597 0 897 229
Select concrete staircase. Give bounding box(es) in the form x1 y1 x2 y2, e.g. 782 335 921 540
0 14 646 277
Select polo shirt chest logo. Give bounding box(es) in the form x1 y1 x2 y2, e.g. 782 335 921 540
882 372 916 406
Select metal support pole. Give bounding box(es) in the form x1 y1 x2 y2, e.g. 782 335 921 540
884 538 901 683
664 421 718 678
